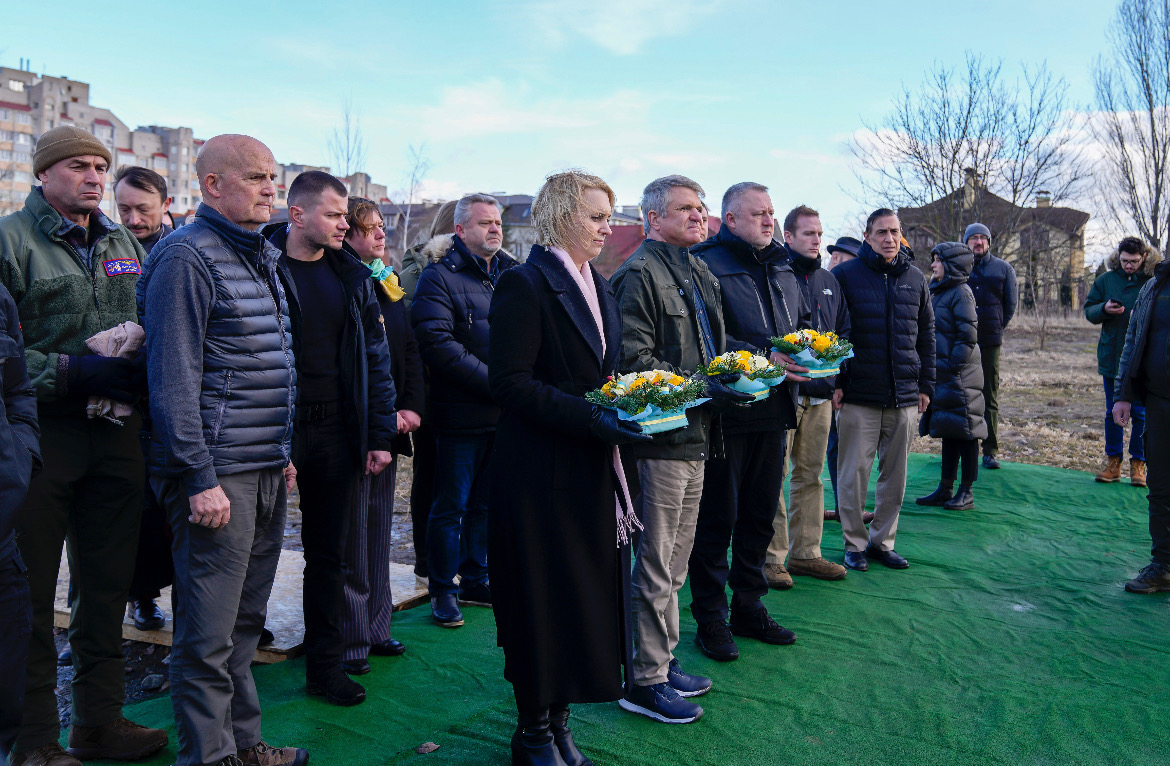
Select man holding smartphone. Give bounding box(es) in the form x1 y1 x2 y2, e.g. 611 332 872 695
1086 237 1156 486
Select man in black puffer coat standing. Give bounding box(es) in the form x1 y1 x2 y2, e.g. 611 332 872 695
832 208 934 572
411 194 517 628
964 223 1017 470
688 182 810 663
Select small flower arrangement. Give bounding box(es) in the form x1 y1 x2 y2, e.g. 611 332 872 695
699 350 788 401
585 371 709 434
770 329 854 378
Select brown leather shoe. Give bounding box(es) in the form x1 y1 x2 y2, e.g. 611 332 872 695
1095 455 1123 482
824 509 840 522
66 717 167 761
11 743 82 766
788 557 847 580
238 740 309 766
763 562 793 590
862 511 876 523
1131 459 1147 488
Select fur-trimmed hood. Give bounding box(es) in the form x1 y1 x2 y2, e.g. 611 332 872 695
421 233 513 264
1107 245 1161 275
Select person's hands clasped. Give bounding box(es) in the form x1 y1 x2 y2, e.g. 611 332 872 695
588 405 653 446
189 485 231 528
366 450 394 475
768 350 810 383
1114 400 1132 427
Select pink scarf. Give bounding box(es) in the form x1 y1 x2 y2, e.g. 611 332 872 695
550 247 641 547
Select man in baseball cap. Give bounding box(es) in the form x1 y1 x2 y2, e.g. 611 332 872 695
0 126 164 765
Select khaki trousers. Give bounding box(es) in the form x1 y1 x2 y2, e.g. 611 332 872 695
767 398 832 563
836 403 916 553
630 458 704 686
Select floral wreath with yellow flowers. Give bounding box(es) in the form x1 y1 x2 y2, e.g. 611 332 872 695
700 350 788 381
585 370 707 417
771 329 853 363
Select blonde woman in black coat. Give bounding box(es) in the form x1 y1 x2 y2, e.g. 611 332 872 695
916 242 987 510
488 171 651 766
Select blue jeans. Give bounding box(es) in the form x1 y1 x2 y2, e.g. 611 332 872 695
428 433 492 596
1104 376 1146 460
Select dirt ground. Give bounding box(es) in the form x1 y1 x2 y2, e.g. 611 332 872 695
55 312 1113 724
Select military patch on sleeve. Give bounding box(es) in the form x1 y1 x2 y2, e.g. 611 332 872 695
103 258 141 277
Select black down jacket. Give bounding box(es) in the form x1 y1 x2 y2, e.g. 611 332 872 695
692 226 810 434
923 243 987 441
968 251 1017 347
410 235 517 434
832 241 935 408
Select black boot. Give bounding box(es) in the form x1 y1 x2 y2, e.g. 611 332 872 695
916 482 954 506
548 704 592 766
511 708 568 766
944 485 974 510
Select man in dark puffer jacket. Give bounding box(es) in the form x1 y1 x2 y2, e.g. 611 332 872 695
964 222 1017 469
140 135 306 766
410 194 517 628
832 208 934 572
688 182 811 663
764 205 851 589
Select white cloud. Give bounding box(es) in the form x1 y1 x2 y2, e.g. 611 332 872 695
526 0 727 55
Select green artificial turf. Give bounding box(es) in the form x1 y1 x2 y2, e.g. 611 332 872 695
109 454 1170 765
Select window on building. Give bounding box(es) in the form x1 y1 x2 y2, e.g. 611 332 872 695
181 146 188 155
180 196 188 206
154 157 166 170
14 171 31 183
15 114 31 125
0 130 11 141
0 109 8 120
169 161 176 171
8 80 25 92
0 150 11 161
14 133 31 145
14 151 30 163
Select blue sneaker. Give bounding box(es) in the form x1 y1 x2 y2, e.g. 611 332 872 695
618 682 703 724
667 659 712 697
430 594 464 627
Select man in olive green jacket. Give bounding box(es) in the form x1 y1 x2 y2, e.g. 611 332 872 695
0 126 164 766
1085 236 1157 486
610 175 752 725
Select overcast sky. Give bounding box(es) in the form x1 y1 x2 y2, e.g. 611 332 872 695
3 0 1116 250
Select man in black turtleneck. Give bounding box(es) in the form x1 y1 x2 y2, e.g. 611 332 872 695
763 206 851 591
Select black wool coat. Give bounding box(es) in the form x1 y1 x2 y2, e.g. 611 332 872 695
487 244 628 708
924 243 987 441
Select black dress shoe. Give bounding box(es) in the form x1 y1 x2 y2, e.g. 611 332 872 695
982 454 1001 470
57 646 72 666
133 599 165 632
458 581 492 607
843 550 869 571
694 619 739 661
370 638 406 656
259 627 276 646
915 484 954 506
865 545 909 569
549 705 592 765
306 668 366 706
341 659 371 675
944 485 975 510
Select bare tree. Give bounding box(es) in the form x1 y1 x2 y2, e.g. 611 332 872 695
1092 0 1170 253
397 142 431 255
328 96 367 180
850 53 1090 254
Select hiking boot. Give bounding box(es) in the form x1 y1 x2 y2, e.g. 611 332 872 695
238 740 309 766
916 483 954 506
944 485 975 510
694 619 739 661
788 557 847 580
1131 459 1147 488
306 668 366 706
431 594 464 627
618 682 703 724
729 606 796 645
1124 562 1170 594
666 658 711 697
982 454 1001 470
66 717 168 761
763 562 793 590
11 744 82 766
1096 456 1123 482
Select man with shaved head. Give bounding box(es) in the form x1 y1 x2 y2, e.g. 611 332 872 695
138 135 307 766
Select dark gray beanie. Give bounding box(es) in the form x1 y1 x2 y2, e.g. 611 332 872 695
964 222 991 244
